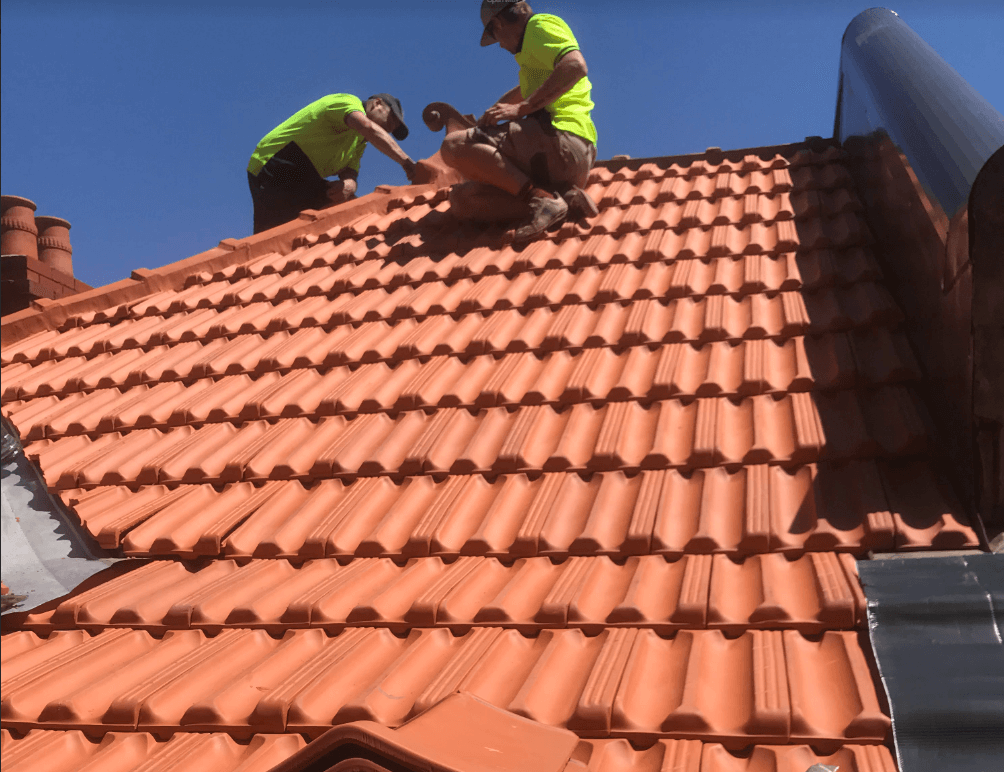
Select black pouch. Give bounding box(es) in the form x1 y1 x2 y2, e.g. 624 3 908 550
257 141 327 201
525 108 557 136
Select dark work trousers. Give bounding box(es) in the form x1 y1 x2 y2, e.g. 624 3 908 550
248 141 328 234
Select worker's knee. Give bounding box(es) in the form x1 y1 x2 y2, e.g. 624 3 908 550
440 130 473 167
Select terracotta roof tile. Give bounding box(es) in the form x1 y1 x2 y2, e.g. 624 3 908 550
1 627 887 743
0 730 306 772
1 142 973 764
8 251 896 368
49 460 974 559
699 743 896 772
24 388 939 490
0 731 899 772
21 553 865 636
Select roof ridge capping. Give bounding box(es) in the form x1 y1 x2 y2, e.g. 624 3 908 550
0 136 841 348
599 136 841 176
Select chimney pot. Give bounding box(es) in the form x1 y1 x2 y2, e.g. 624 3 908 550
35 215 73 277
1 195 39 259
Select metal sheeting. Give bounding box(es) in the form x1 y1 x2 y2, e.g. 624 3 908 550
858 554 1004 772
1 417 116 615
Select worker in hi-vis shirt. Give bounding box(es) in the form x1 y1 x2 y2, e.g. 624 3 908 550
440 1 599 243
247 93 415 234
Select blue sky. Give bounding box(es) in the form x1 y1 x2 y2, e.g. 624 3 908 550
2 1 1002 289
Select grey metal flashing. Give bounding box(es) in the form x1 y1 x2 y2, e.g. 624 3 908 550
858 554 1004 771
1 416 119 615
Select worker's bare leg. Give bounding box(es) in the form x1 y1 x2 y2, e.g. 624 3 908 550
440 130 529 196
449 181 530 223
441 129 567 240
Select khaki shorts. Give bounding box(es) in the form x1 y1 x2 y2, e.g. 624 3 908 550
470 111 596 190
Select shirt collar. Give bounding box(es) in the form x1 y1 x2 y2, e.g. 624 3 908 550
515 13 534 54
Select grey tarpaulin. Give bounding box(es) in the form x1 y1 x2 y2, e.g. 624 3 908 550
857 554 1004 772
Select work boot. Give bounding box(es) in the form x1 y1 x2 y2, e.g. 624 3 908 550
513 191 568 243
562 185 600 221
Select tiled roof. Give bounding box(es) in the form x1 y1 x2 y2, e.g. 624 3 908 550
0 729 306 771
1 142 978 770
21 553 867 633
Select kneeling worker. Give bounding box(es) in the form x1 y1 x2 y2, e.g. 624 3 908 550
248 93 416 234
441 1 599 242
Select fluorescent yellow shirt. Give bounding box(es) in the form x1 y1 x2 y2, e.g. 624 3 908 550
248 94 367 177
515 14 597 146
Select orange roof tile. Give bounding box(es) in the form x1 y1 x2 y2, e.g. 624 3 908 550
0 729 900 772
20 553 865 635
0 141 980 768
0 729 306 771
3 627 887 743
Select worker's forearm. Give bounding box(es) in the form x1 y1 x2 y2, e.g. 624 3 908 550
365 125 411 165
479 53 587 128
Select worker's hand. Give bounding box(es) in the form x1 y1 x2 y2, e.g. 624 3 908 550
479 101 523 126
476 105 498 127
401 158 418 183
326 178 356 204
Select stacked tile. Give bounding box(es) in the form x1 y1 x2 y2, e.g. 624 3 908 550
2 145 971 769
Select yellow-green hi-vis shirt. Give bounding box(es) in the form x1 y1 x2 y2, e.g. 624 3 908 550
248 94 367 177
515 14 597 146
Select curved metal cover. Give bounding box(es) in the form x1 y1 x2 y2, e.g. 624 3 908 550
836 8 1004 221
858 554 1004 772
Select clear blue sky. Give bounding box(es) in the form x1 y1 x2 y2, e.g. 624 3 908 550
2 1 1002 289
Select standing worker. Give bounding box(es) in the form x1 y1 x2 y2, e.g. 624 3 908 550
248 93 416 234
440 1 599 242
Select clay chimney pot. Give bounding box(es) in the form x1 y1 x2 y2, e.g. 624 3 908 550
1 195 39 258
35 215 74 277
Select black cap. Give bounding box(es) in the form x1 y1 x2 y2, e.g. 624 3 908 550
370 93 409 141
